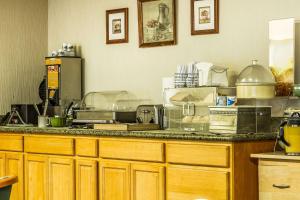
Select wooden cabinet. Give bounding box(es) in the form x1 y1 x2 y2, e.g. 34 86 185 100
0 152 5 177
166 143 230 167
0 135 23 152
0 133 275 200
0 152 24 200
76 159 98 200
25 154 48 200
0 135 24 200
99 139 166 200
251 153 300 200
99 161 130 200
6 152 24 200
24 154 75 200
259 160 300 200
24 136 74 156
99 139 165 162
76 138 98 158
100 161 165 200
49 157 75 200
167 165 229 200
131 164 165 200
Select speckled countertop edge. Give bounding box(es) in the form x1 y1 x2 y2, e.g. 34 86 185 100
0 126 277 142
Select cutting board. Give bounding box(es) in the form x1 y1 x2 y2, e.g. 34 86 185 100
93 123 160 131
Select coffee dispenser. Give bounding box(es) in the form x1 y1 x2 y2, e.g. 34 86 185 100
45 57 82 106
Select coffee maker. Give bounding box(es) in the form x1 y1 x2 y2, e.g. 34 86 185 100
1 57 82 126
45 57 82 107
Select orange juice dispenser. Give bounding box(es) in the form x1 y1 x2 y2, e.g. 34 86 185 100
45 57 82 106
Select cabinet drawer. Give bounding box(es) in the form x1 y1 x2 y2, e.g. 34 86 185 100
99 139 164 162
24 136 74 156
76 138 98 157
0 135 23 152
259 160 300 200
166 143 230 167
167 166 229 200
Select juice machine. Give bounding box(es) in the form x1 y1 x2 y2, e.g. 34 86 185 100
45 57 82 106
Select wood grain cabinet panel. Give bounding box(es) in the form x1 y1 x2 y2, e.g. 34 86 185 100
25 154 75 200
131 164 165 200
259 160 300 200
76 138 98 157
49 157 75 200
0 152 25 200
76 159 98 200
99 139 164 162
166 143 230 167
0 135 23 152
6 153 24 200
24 136 74 156
0 152 5 177
99 161 130 200
25 154 48 200
167 165 229 200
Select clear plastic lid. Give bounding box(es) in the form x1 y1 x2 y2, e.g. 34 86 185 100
236 60 275 86
80 91 150 112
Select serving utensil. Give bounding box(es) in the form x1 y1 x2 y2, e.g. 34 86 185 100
43 100 49 116
33 104 41 116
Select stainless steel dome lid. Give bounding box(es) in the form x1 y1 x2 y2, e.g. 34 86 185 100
236 60 276 86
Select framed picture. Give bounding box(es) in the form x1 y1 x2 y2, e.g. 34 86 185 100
106 8 128 44
191 0 219 35
138 0 176 48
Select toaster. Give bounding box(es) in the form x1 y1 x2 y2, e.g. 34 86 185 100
136 105 164 129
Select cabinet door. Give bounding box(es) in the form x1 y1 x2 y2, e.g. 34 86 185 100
131 164 165 200
167 165 229 200
76 159 98 200
6 152 24 200
99 161 130 200
49 157 75 200
0 152 5 177
259 160 300 200
25 154 48 200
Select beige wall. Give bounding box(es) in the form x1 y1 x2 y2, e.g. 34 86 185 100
48 0 300 103
0 0 48 114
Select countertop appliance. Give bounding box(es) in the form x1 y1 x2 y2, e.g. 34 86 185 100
74 110 136 124
45 57 82 106
236 60 276 99
73 91 149 124
9 104 41 125
278 112 300 155
136 105 164 128
209 106 272 134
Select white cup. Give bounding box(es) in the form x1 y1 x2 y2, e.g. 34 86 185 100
38 116 49 128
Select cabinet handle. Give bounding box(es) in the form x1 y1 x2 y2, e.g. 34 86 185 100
272 184 290 189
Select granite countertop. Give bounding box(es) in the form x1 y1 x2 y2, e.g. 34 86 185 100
0 126 277 142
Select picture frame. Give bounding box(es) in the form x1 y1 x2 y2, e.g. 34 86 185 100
191 0 219 35
138 0 177 48
106 8 129 44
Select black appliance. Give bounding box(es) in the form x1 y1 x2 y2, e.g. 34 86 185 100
10 104 41 125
